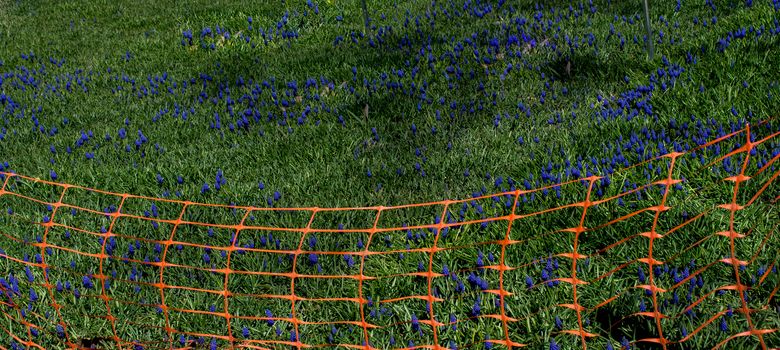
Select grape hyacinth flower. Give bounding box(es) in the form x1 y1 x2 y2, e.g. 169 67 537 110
265 309 274 326
82 275 94 289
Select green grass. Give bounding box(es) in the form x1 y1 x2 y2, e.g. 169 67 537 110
0 0 779 349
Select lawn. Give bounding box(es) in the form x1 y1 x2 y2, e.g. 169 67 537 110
0 0 779 349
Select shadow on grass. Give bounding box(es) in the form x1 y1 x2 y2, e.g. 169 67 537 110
595 305 665 350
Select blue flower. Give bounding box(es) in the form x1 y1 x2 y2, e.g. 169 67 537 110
343 254 355 268
25 266 34 282
637 267 646 283
455 279 465 293
620 336 630 349
82 275 94 289
407 313 419 333
265 309 274 325
471 296 481 316
308 236 317 249
549 338 559 350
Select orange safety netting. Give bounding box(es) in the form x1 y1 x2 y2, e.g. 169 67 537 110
0 121 779 350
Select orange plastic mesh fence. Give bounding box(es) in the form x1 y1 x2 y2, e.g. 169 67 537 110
0 121 779 350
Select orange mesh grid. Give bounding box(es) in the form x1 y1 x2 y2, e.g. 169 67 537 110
0 120 778 350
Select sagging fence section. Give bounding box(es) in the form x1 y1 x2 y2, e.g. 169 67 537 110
0 122 779 350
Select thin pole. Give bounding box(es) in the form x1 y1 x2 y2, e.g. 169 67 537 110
643 0 654 60
361 0 370 34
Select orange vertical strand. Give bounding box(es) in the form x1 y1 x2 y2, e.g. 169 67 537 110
96 193 128 347
158 203 190 348
727 125 767 349
289 209 319 350
497 190 521 349
358 209 383 349
643 153 682 350
426 202 451 349
37 184 79 348
571 177 598 350
223 209 254 349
